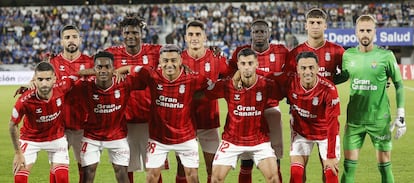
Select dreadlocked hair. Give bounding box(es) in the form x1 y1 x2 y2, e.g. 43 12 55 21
119 13 147 29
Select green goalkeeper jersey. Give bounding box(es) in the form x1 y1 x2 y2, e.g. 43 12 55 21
342 45 403 124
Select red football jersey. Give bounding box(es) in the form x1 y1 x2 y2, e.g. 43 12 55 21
272 74 340 158
204 76 277 146
49 53 94 130
285 41 345 82
106 44 161 124
181 49 230 129
230 44 289 107
73 77 145 141
11 78 73 142
130 66 210 144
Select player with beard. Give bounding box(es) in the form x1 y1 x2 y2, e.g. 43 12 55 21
284 8 345 182
10 62 73 183
177 20 230 183
117 44 211 183
104 15 164 183
47 25 93 183
229 19 288 183
339 15 406 183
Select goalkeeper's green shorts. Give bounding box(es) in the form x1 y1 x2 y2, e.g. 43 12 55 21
343 122 392 151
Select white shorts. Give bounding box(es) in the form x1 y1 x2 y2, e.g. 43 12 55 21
65 129 83 162
146 138 199 169
20 137 69 165
80 137 130 167
213 140 275 169
197 128 220 154
127 123 149 172
290 131 341 160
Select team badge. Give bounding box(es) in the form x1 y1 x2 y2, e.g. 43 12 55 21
121 59 127 65
157 84 163 91
292 93 297 99
179 84 186 94
59 65 65 71
270 53 275 62
115 90 120 98
325 52 331 61
36 108 42 113
143 55 148 65
312 97 319 106
79 64 85 70
371 61 377 69
56 98 62 107
12 107 19 119
234 94 240 101
205 62 211 72
256 92 262 101
93 94 99 100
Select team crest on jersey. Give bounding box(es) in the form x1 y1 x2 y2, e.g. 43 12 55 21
234 94 240 101
312 97 319 106
325 53 331 61
143 55 148 65
79 64 85 70
93 94 99 100
205 62 211 72
179 84 186 94
12 108 19 118
36 108 42 113
292 93 297 99
115 90 120 98
256 92 262 101
121 59 127 65
371 61 377 69
157 84 163 90
56 98 62 107
59 65 65 71
270 53 275 62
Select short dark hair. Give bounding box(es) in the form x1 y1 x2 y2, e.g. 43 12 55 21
160 44 181 54
251 19 269 28
94 51 114 64
60 25 80 38
35 61 55 73
306 8 327 20
296 51 319 64
186 20 205 30
119 14 146 29
237 48 257 60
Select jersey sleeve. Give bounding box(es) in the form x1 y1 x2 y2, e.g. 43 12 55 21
204 79 226 100
385 50 405 108
10 97 26 124
266 72 289 100
325 85 341 159
129 65 152 89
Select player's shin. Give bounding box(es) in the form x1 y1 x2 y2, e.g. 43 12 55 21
378 162 394 183
340 159 357 183
238 159 254 183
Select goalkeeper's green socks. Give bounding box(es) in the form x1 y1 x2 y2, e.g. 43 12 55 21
378 162 394 183
341 159 357 183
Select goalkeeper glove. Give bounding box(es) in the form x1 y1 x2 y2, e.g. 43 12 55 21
390 108 406 139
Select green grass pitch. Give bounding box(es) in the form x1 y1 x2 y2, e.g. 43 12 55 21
0 80 413 182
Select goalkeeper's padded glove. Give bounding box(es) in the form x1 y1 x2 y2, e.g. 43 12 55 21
390 108 406 139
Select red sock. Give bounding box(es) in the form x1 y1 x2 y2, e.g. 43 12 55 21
53 165 69 183
15 170 29 183
207 175 211 183
158 174 163 183
50 171 56 183
290 163 304 183
128 172 134 183
324 168 338 183
78 163 83 183
238 165 253 183
176 175 187 183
